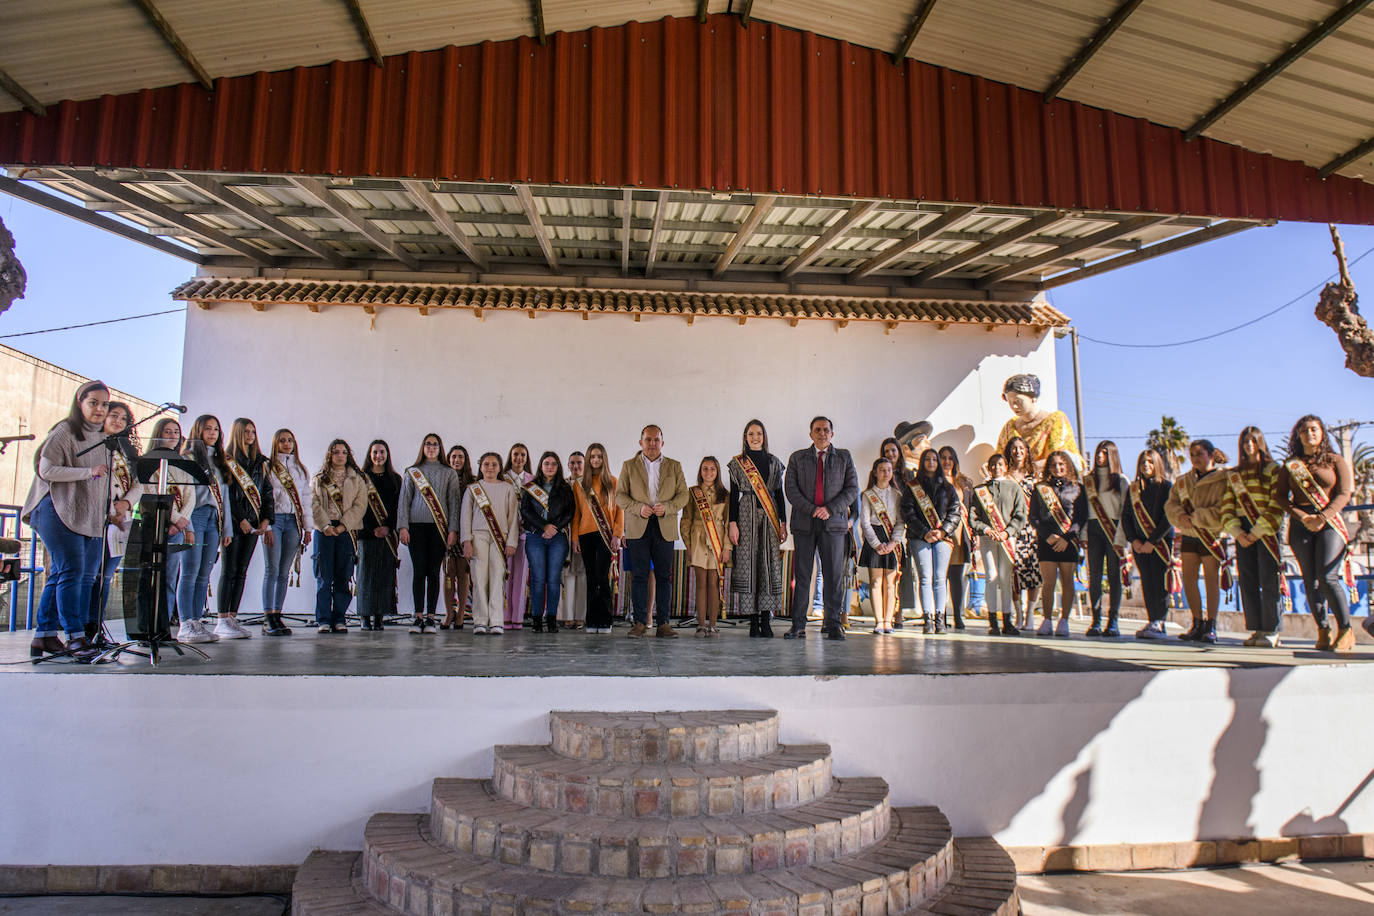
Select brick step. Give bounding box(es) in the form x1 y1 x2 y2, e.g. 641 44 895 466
321 806 953 916
492 743 833 818
428 776 892 875
289 851 389 916
902 838 1021 916
549 709 780 763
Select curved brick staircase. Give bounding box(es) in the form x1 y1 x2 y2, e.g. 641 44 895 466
291 710 1020 915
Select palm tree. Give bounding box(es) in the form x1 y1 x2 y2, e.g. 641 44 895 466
1353 441 1374 503
1147 416 1189 478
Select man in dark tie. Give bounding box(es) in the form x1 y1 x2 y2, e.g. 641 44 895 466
783 416 859 640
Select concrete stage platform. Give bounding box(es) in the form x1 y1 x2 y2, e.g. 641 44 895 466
3 619 1372 879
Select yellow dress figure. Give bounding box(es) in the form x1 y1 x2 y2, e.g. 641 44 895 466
995 374 1082 471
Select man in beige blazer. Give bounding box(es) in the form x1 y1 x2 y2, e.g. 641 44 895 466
615 424 689 638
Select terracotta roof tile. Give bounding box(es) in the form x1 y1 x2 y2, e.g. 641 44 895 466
170 278 1069 328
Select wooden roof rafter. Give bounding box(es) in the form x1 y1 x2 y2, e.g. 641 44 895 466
0 67 44 116
1041 0 1143 102
130 0 213 90
341 0 384 66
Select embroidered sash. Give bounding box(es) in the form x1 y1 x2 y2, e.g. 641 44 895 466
692 486 728 599
1286 458 1350 543
1227 469 1281 563
526 482 551 516
864 489 897 544
1036 483 1074 537
471 483 508 554
1129 482 1172 566
322 475 358 551
271 461 307 536
1085 479 1128 584
973 484 1018 566
112 450 134 497
408 467 448 532
584 482 620 595
737 455 783 542
364 475 399 558
223 455 263 520
1174 473 1225 561
907 480 943 534
505 469 533 494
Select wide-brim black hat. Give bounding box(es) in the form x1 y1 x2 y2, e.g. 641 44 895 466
893 420 933 445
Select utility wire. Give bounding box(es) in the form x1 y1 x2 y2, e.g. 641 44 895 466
1069 241 1374 349
0 307 186 339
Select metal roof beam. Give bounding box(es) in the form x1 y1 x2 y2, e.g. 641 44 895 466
341 0 383 66
177 172 346 267
850 206 980 279
129 0 213 90
55 168 272 264
285 175 418 269
0 67 45 115
644 191 670 277
1319 135 1374 179
913 211 1068 283
714 195 776 277
620 189 632 276
977 214 1172 287
401 179 489 270
530 0 547 44
697 0 709 23
0 176 205 263
781 201 880 279
1040 220 1266 289
513 184 559 271
891 0 940 66
1042 0 1143 102
1184 0 1373 141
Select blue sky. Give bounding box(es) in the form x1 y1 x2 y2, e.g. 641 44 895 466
1 192 1372 455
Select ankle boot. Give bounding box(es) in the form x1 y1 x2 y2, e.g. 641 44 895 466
748 614 760 637
1315 626 1333 651
532 616 544 633
1179 617 1203 642
1086 613 1102 637
1104 614 1120 637
1000 613 1019 636
987 614 1001 636
374 615 385 630
84 622 99 640
759 614 774 638
30 635 66 658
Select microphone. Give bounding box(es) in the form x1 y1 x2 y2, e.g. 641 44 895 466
167 404 188 414
0 537 21 554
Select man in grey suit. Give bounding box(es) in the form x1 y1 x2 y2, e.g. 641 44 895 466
784 416 859 640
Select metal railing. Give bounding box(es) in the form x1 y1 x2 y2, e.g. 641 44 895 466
1 503 42 632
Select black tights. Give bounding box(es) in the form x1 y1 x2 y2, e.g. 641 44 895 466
407 523 445 616
1290 525 1351 629
217 530 258 615
947 563 965 625
1086 526 1122 622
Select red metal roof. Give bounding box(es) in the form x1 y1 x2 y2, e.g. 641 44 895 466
2 13 1371 225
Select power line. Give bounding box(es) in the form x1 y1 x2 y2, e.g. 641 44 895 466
1069 241 1374 349
0 307 186 339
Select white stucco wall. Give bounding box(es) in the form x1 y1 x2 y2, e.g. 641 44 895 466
181 303 1058 612
1 665 1370 864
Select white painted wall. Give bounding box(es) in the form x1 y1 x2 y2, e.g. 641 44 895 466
181 303 1058 613
1 665 1370 864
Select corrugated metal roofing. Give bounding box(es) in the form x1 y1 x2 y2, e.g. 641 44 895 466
170 276 1072 327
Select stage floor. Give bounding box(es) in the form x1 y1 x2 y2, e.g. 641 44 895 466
2 616 1371 677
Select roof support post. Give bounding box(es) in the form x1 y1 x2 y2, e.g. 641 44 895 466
912 210 1068 283
1039 220 1265 289
178 172 347 267
401 179 489 270
891 0 940 65
714 194 776 278
1042 0 1143 101
849 205 980 279
129 0 214 89
513 184 559 271
781 201 879 279
285 175 419 269
976 214 1172 287
1184 0 1373 141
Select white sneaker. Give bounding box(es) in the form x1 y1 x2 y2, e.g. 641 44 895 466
490 627 503 635
1055 618 1070 638
178 621 214 643
1257 632 1280 648
1135 621 1167 640
473 625 487 635
1036 618 1053 637
214 617 252 639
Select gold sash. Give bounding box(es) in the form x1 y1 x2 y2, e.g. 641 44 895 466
363 475 399 559
471 483 509 554
584 482 620 596
223 455 263 520
408 467 448 532
1286 458 1350 543
973 484 1018 566
112 450 134 497
907 480 943 534
1175 474 1225 561
322 475 358 551
1227 469 1281 563
1129 481 1172 565
691 485 727 601
271 460 308 537
1036 483 1074 537
526 482 551 515
1084 478 1127 563
736 454 783 542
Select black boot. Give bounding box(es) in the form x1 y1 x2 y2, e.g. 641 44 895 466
84 621 99 640
922 615 935 635
263 613 289 636
1104 614 1120 637
546 617 559 634
1086 612 1103 637
749 614 760 637
532 616 544 633
374 616 386 630
759 614 774 638
1000 613 1019 636
1178 617 1203 642
987 615 1001 636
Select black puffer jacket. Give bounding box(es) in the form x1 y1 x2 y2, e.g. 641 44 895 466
225 450 274 528
899 474 962 540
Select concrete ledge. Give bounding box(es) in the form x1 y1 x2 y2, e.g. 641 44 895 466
1007 833 1373 874
0 863 296 895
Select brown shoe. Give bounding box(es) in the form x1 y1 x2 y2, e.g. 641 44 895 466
656 623 679 639
1315 627 1333 651
626 622 648 638
1332 626 1356 653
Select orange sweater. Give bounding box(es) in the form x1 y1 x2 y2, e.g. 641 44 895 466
570 475 625 540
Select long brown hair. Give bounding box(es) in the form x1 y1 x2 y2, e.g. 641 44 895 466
1002 436 1033 478
62 380 109 440
695 456 727 504
149 417 184 453
1288 414 1335 469
225 418 260 463
937 446 972 491
867 457 894 490
1040 449 1080 484
504 442 531 477
581 442 616 501
410 432 445 469
739 419 770 455
183 414 227 474
1091 440 1123 489
1135 448 1168 484
1236 426 1272 469
316 438 361 478
270 427 307 476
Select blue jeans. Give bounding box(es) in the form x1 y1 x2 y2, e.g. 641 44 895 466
261 514 300 611
174 504 221 622
910 538 953 621
313 533 356 626
31 496 103 637
90 548 119 628
525 531 569 619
